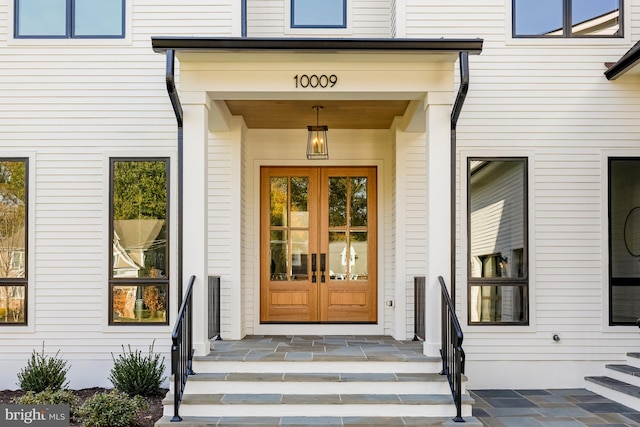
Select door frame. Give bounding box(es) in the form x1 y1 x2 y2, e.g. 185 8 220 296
252 159 386 336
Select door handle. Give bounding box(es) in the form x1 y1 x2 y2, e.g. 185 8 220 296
320 253 326 283
311 253 317 283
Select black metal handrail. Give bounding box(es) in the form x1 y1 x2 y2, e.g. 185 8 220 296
439 275 466 423
171 275 196 422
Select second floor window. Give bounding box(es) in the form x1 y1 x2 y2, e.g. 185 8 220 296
15 0 125 38
513 0 621 38
291 0 346 28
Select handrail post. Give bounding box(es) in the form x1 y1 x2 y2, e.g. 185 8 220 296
170 275 196 423
439 276 466 422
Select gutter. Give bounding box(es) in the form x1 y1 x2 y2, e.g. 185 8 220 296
165 50 185 302
449 51 470 303
604 40 640 80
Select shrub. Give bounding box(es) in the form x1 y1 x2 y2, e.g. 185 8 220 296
17 343 70 392
109 341 166 397
12 388 80 422
76 389 147 427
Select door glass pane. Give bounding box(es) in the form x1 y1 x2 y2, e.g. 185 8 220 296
350 231 368 280
0 160 27 279
329 177 347 227
291 230 308 281
514 0 563 36
328 231 346 280
74 0 124 37
0 285 25 324
611 285 640 323
270 230 288 281
572 0 620 36
350 177 367 227
291 177 309 228
270 177 288 227
16 0 67 36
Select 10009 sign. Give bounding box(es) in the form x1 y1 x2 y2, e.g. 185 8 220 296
294 74 337 88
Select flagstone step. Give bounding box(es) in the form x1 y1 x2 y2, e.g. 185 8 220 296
162 392 474 418
155 414 483 426
179 371 455 394
585 375 640 412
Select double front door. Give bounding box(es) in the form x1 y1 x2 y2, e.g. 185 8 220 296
260 166 377 323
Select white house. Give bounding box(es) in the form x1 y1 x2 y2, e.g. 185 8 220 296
2 0 640 416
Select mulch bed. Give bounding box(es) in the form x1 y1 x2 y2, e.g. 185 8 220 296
0 388 166 427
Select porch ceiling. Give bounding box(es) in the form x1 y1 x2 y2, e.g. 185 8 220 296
224 100 411 129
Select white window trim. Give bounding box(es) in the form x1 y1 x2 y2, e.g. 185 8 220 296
601 149 640 332
101 151 176 333
7 0 133 46
284 0 353 36
459 149 537 333
505 0 631 47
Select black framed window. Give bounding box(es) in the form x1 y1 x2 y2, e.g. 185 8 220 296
513 0 621 38
15 0 125 38
468 158 529 325
291 0 346 28
0 159 28 325
109 158 169 325
608 158 640 325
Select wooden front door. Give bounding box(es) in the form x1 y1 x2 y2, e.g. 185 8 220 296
260 166 377 323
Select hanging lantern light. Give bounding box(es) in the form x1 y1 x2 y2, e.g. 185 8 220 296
306 105 329 160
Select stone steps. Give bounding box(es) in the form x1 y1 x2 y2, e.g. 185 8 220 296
158 336 472 425
585 353 640 412
155 415 483 426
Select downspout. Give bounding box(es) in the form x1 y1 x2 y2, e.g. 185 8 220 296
449 51 469 304
165 50 185 303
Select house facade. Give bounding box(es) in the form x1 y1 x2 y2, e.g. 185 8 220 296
1 0 640 392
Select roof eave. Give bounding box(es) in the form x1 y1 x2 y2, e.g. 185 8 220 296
605 42 640 80
151 37 483 55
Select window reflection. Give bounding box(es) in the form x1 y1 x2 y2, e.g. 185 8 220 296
110 159 169 325
468 159 528 325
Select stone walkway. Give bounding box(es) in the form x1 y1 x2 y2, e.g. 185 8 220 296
471 389 640 426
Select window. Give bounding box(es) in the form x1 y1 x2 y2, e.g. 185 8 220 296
608 158 640 325
15 0 125 38
0 159 28 325
291 0 346 28
109 159 169 325
468 158 528 325
513 0 621 37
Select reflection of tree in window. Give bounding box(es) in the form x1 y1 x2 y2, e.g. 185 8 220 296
112 161 167 278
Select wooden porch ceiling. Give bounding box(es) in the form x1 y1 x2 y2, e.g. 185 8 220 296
224 100 411 129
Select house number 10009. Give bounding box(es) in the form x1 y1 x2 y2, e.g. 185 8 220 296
294 74 338 88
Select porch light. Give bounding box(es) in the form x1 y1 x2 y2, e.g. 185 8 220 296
306 106 329 160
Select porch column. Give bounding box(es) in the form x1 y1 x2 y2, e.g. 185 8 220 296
182 91 210 356
423 91 453 357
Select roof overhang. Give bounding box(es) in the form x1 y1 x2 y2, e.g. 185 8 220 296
605 41 640 80
151 37 483 56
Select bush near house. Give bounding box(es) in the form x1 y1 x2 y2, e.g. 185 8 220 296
109 341 166 397
76 389 148 427
17 344 69 392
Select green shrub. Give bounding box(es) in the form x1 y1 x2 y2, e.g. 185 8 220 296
77 389 147 427
12 388 80 422
17 343 69 392
109 341 166 397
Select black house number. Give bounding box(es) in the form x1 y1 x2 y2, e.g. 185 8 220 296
294 74 338 88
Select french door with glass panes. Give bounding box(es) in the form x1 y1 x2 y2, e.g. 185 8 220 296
260 166 377 323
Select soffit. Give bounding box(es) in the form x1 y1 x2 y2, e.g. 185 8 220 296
225 100 410 129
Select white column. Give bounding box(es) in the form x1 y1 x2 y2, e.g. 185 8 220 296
423 92 453 357
182 91 210 357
